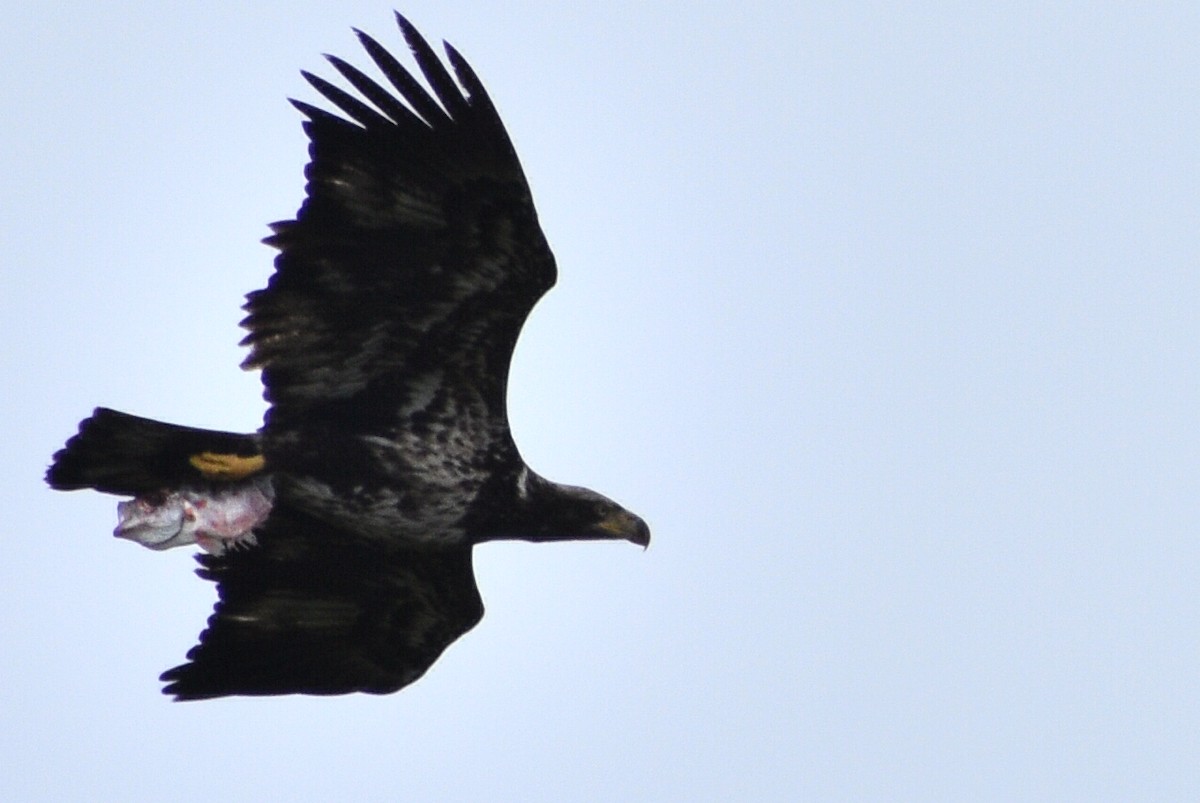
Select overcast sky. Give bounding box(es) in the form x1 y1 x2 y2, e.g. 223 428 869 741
2 2 1197 800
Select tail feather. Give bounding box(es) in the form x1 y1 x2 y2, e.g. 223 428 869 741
47 408 261 496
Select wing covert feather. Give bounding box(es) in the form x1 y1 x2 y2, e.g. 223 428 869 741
160 506 483 699
240 14 555 429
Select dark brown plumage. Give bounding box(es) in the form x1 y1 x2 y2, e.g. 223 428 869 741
46 13 648 700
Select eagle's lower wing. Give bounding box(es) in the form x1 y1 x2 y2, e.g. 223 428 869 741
160 506 483 700
241 14 556 430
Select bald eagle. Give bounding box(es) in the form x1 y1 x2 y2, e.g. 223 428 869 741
46 13 649 700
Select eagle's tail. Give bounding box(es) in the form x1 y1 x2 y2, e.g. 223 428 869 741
46 407 262 496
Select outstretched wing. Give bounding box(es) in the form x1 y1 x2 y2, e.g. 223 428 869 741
160 505 483 700
241 13 556 431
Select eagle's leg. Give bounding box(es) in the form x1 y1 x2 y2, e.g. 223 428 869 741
188 451 267 481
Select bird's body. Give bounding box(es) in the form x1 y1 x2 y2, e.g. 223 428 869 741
46 13 648 700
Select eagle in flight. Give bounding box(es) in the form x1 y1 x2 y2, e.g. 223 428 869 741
46 13 649 700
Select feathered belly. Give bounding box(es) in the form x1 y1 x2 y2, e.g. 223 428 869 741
276 474 477 546
270 430 493 547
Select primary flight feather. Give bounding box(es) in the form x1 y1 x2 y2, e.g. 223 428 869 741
46 12 649 701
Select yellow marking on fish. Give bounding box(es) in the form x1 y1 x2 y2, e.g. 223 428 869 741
188 451 265 481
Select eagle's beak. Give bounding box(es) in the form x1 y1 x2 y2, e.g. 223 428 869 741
596 509 651 549
629 516 651 549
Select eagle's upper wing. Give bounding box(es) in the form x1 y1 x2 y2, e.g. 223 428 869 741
241 14 556 429
160 505 483 699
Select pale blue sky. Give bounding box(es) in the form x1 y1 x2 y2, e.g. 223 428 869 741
3 2 1197 800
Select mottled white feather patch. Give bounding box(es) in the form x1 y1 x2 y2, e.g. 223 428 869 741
515 465 530 501
398 369 443 416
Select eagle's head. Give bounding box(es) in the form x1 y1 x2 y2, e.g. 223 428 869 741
499 469 650 547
